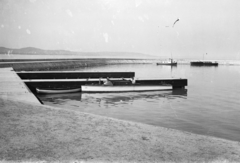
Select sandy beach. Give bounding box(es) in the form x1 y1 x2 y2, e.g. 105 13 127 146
1 96 240 163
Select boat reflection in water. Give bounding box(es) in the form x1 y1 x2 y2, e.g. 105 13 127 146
37 89 187 106
37 89 188 132
37 92 81 103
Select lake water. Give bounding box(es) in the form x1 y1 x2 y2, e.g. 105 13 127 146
37 64 240 142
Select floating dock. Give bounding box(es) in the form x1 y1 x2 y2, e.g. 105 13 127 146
17 71 187 93
0 68 187 100
17 71 136 93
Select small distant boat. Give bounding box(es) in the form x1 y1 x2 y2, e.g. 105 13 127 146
190 61 218 66
156 62 177 66
36 88 81 94
81 84 172 93
156 58 177 66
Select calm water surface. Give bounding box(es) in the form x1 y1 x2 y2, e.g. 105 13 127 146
37 64 240 142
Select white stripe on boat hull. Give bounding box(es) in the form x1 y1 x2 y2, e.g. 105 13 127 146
81 85 172 93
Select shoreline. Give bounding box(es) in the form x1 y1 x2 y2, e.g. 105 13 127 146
0 58 161 71
1 96 240 162
1 58 240 71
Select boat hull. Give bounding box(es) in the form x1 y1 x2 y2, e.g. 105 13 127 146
190 61 218 66
36 88 81 94
81 85 172 93
156 63 177 66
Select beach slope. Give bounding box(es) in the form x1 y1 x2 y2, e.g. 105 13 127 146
1 97 240 162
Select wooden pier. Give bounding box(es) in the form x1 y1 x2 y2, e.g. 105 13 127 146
0 68 187 97
17 71 136 93
0 68 40 104
16 71 187 93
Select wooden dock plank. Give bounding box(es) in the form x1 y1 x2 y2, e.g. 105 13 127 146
17 71 135 79
0 67 40 104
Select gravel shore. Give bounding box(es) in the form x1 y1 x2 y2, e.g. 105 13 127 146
1 97 240 163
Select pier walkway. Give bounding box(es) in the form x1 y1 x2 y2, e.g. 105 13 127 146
0 67 40 104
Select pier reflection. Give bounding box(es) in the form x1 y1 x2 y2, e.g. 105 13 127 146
38 89 187 105
37 92 82 103
82 89 187 106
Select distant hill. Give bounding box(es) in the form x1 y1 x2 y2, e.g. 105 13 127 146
0 47 154 58
0 47 73 55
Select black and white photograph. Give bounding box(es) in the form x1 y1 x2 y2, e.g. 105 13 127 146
1 0 240 162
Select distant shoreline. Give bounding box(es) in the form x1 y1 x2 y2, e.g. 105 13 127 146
0 57 162 71
1 55 239 64
1 55 240 71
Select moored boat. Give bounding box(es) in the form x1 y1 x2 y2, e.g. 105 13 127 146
156 62 177 66
156 58 177 66
36 88 81 94
81 84 172 93
190 61 218 66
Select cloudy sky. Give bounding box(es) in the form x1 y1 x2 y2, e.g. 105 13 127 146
0 0 240 59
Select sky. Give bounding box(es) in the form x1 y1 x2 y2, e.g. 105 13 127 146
0 0 240 60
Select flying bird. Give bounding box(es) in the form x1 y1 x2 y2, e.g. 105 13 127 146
172 18 179 28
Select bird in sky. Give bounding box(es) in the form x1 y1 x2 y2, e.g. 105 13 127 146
172 18 180 27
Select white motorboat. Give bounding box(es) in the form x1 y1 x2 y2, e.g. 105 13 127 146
81 84 172 93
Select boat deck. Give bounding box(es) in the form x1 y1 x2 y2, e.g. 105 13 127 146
0 67 40 104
